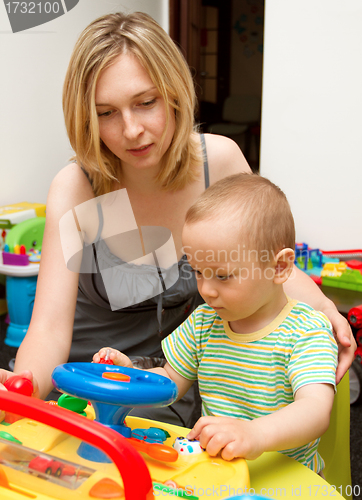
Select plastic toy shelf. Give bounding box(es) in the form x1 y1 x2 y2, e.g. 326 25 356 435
0 259 39 277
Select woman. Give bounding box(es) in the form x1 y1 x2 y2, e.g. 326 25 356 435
2 12 354 425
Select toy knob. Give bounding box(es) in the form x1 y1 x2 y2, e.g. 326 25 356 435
348 305 362 329
4 376 33 397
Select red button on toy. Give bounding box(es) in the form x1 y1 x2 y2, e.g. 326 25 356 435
3 376 34 424
4 376 33 397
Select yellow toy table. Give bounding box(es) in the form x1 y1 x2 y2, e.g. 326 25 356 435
0 363 349 500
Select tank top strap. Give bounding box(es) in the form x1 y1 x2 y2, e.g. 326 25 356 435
80 165 92 184
95 202 104 242
200 133 210 189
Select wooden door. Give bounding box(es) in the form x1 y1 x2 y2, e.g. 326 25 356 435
169 0 202 120
169 0 231 129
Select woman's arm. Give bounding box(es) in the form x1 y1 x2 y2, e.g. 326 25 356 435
14 164 95 398
285 266 356 383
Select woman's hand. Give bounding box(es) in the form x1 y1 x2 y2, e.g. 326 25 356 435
187 416 265 461
0 369 40 422
322 303 357 384
93 347 134 368
0 369 39 396
284 266 356 384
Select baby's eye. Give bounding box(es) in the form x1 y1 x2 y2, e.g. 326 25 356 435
216 274 230 281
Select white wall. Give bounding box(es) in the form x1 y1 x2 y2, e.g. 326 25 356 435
260 0 362 251
0 0 168 206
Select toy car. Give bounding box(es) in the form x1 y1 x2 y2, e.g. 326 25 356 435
28 456 76 478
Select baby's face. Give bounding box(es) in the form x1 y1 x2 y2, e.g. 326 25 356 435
182 220 278 330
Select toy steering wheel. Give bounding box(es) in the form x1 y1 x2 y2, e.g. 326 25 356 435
52 362 178 438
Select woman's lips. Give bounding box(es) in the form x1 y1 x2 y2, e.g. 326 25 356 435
127 144 153 156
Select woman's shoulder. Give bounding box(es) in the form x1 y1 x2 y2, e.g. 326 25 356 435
47 163 99 241
49 163 95 206
45 163 96 232
202 133 251 184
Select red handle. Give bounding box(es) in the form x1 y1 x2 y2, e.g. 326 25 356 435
0 391 153 500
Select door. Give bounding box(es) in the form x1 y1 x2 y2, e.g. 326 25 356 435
169 0 231 129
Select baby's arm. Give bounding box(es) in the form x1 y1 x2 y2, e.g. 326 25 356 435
93 348 193 401
187 383 334 461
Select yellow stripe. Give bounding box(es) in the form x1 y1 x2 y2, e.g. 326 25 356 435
198 375 290 393
202 392 289 411
289 365 336 382
200 357 281 372
207 340 293 355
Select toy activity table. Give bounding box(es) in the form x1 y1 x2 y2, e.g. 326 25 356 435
0 364 347 500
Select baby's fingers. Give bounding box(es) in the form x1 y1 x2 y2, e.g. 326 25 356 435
92 349 106 363
187 416 218 440
113 352 133 368
93 347 114 364
203 431 232 458
93 348 133 367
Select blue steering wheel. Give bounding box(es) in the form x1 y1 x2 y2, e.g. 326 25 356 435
52 362 178 437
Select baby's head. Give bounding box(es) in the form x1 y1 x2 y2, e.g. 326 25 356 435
184 173 295 264
182 174 295 319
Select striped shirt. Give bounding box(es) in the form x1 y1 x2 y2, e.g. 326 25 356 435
162 298 338 472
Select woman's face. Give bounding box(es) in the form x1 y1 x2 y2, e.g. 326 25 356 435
95 53 175 175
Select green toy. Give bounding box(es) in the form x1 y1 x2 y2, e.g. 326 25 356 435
5 217 45 253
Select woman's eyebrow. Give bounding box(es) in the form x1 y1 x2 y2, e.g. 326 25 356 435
96 86 158 106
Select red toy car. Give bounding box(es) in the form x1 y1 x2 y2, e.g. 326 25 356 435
29 456 75 478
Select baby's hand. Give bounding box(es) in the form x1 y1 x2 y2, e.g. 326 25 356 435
187 416 264 461
93 348 134 368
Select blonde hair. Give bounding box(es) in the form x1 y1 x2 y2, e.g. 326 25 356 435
63 12 202 196
185 173 295 261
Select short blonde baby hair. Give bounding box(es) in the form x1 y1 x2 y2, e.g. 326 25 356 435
185 173 295 262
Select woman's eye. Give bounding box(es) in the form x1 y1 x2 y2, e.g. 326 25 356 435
140 98 157 108
97 110 113 118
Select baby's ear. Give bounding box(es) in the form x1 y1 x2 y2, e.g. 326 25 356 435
273 248 295 284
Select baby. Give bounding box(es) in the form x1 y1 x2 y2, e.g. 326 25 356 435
94 173 337 473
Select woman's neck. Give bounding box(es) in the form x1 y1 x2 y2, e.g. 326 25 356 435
115 164 162 195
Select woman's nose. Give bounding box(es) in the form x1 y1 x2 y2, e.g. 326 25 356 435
122 112 144 140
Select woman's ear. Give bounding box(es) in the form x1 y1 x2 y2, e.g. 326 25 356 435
273 248 295 284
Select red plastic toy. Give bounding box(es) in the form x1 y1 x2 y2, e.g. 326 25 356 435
348 305 362 404
0 391 153 500
4 375 33 397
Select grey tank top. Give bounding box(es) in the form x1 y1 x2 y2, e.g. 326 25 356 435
70 134 210 362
